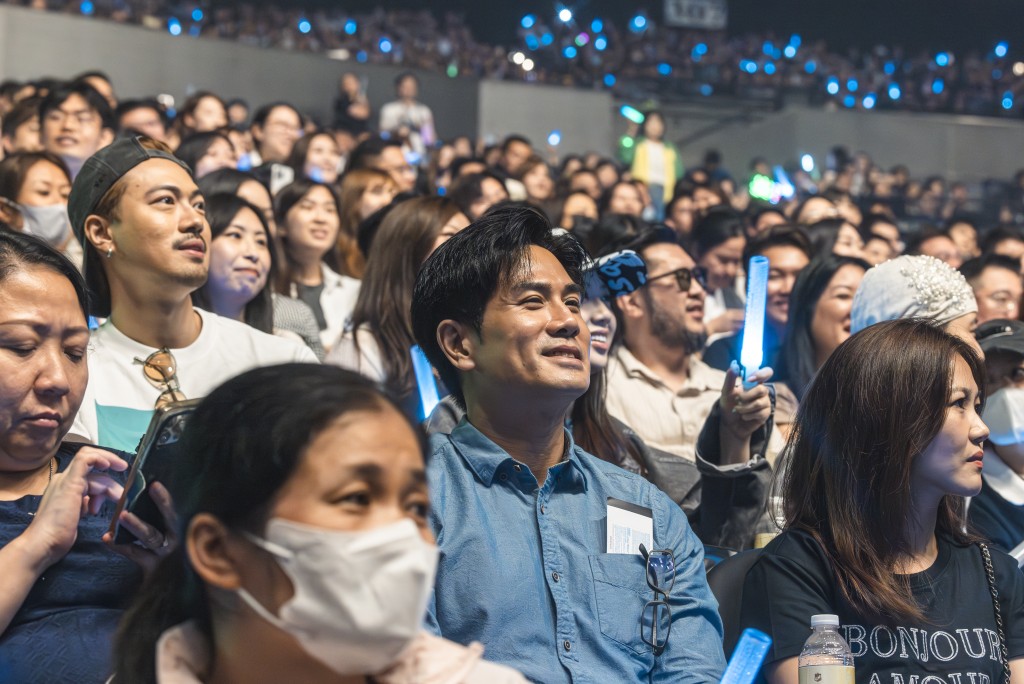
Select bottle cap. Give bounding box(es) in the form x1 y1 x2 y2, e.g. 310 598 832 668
811 614 840 627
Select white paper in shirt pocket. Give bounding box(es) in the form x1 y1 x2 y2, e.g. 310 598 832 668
589 553 654 655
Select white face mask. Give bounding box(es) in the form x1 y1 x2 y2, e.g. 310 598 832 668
236 517 438 675
984 387 1024 446
19 203 71 247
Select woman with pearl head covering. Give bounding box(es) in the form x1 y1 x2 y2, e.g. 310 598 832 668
850 254 982 357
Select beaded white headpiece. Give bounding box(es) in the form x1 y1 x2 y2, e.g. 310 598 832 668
851 255 977 334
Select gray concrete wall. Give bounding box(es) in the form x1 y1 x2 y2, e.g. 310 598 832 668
3 4 1023 181
671 106 1024 183
477 80 614 156
0 4 478 138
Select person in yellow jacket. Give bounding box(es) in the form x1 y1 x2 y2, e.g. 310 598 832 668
619 110 684 220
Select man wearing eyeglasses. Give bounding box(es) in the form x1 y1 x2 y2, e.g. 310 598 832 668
39 81 115 180
412 207 725 683
605 228 781 549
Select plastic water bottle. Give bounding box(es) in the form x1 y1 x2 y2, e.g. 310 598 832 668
798 614 854 684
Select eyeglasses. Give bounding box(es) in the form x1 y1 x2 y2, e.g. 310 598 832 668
645 266 707 293
44 108 99 127
133 348 186 409
639 543 675 656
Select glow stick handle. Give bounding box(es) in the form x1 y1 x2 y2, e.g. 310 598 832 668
739 256 770 389
720 628 773 684
410 345 440 421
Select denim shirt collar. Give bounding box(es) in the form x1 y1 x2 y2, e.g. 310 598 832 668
449 418 589 491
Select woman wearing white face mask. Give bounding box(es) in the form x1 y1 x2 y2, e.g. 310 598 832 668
111 364 526 684
0 151 82 267
969 319 1024 556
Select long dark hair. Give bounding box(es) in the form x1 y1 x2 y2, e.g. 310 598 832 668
191 193 275 333
571 370 645 473
781 319 983 625
775 255 869 401
350 196 460 399
112 364 418 684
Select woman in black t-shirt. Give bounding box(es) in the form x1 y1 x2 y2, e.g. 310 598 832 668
741 319 1024 684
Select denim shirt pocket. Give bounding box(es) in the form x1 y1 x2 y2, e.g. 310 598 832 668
589 553 654 655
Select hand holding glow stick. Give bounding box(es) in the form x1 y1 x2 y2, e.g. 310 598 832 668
739 256 770 389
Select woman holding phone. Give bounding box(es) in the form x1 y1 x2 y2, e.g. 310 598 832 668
112 364 525 683
0 231 170 681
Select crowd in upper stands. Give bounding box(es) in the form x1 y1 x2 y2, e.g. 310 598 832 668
0 32 1022 682
5 0 1024 117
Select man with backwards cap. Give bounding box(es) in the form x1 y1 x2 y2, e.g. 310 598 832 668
968 319 1024 556
67 136 316 451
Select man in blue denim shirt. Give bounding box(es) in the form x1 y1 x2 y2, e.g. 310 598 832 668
411 206 726 682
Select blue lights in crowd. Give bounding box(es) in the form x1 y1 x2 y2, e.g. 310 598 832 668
191 8 203 21
562 45 577 58
783 45 797 59
168 18 182 35
843 95 856 108
826 78 840 95
804 60 817 74
862 93 877 109
521 14 536 29
603 73 616 87
995 41 1009 58
935 52 950 67
594 36 607 51
344 19 357 35
658 62 672 75
79 0 94 14
629 14 647 32
932 78 944 94
888 84 901 100
764 62 776 75
700 84 713 96
590 18 603 33
298 18 312 34
1003 92 1014 110
558 8 573 23
846 78 858 92
379 37 393 53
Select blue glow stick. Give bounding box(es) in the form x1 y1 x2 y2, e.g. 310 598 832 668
720 628 773 684
410 345 440 420
740 256 770 388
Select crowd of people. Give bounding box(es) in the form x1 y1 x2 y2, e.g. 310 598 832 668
6 0 1024 117
0 61 1023 684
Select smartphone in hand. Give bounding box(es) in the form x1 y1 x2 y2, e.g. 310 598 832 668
108 400 199 545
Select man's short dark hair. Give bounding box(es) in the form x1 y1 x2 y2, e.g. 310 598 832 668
860 212 899 241
347 135 402 172
394 71 418 88
39 80 115 131
904 224 951 256
115 98 165 128
250 101 302 130
742 223 812 266
980 225 1024 255
500 134 531 153
411 205 586 407
959 254 1022 283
